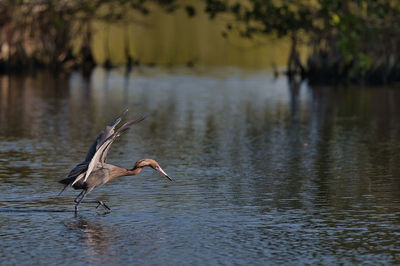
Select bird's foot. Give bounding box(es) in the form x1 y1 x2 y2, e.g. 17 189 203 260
96 201 111 211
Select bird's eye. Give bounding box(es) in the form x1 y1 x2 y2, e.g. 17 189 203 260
155 166 160 169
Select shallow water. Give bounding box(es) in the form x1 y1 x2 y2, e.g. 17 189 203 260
1 67 400 264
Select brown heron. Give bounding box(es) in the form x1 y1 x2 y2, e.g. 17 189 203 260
59 111 171 212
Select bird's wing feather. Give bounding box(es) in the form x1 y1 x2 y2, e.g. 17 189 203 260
67 161 89 179
84 109 128 162
98 117 146 164
80 116 146 183
69 110 128 187
59 161 89 193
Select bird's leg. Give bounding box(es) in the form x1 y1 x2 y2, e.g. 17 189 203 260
73 190 110 212
95 201 111 211
76 200 111 211
74 190 85 203
74 190 88 213
75 198 111 211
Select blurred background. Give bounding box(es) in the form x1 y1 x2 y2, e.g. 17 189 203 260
1 0 399 83
1 1 400 265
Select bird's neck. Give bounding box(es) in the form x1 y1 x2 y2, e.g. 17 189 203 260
125 167 142 176
109 167 142 182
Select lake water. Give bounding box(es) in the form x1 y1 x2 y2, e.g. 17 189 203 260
1 67 400 265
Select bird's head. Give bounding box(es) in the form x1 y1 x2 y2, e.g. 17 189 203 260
134 159 172 181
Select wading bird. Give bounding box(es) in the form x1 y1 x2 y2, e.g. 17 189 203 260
59 111 171 212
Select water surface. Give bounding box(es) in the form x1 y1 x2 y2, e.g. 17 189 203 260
1 67 400 264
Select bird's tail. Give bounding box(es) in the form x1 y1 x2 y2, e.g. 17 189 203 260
58 184 70 196
58 177 74 195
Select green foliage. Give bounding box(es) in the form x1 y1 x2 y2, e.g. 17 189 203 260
203 0 400 84
185 5 196 17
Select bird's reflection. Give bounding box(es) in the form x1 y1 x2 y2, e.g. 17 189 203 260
64 215 115 264
63 213 167 264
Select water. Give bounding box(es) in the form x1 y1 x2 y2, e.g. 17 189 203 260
1 67 400 265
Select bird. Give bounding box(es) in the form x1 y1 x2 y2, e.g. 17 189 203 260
59 110 171 212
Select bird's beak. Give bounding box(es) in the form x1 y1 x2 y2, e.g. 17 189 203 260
157 167 172 181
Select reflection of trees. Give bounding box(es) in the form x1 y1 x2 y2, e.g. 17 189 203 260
238 79 400 213
202 113 218 162
309 86 337 206
282 80 304 208
308 85 400 206
0 73 69 137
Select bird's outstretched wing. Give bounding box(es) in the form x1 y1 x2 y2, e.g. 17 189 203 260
84 109 128 162
72 116 146 186
59 109 131 193
98 117 146 164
